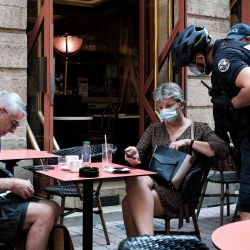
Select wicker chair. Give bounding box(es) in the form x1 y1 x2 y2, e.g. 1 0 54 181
118 235 209 250
196 154 239 226
154 159 214 239
45 144 117 245
0 166 13 178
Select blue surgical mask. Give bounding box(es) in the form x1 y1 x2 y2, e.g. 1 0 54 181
159 109 178 123
189 57 206 77
189 66 206 77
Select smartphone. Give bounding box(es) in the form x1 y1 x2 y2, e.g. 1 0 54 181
124 152 137 160
113 167 131 174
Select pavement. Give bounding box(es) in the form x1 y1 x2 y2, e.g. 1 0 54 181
64 203 238 250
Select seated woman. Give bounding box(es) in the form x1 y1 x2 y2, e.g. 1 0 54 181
122 82 229 237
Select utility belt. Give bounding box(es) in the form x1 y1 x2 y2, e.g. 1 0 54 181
223 108 250 139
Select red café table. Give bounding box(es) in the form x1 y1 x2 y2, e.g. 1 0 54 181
212 220 250 250
37 162 156 250
0 149 58 174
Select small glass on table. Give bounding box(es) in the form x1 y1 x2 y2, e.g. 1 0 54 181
58 156 67 169
101 143 113 169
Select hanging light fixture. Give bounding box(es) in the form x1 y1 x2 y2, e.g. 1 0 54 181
54 34 83 95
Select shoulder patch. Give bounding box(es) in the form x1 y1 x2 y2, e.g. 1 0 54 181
243 44 250 51
218 58 230 72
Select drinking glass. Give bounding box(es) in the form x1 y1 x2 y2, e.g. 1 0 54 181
58 156 67 169
101 143 113 168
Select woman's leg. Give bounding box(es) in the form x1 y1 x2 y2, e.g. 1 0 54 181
122 196 139 237
122 176 165 237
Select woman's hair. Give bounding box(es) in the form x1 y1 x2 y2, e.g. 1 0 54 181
152 82 185 103
0 90 27 116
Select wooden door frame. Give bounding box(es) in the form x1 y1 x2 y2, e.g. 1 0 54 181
28 0 54 152
242 0 250 24
139 1 186 135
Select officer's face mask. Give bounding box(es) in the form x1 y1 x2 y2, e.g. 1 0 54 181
159 108 178 123
189 57 206 77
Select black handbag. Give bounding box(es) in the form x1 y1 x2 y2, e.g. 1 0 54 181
149 122 195 190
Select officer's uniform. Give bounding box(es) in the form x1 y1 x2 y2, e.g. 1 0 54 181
211 39 250 212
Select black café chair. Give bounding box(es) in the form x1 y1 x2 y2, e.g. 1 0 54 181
88 103 120 144
45 144 117 245
154 159 214 239
118 235 209 250
196 148 239 226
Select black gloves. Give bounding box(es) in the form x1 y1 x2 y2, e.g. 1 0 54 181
212 95 234 112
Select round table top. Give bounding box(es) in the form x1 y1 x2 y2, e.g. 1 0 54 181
212 220 250 250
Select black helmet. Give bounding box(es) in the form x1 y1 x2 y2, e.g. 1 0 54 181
171 25 211 72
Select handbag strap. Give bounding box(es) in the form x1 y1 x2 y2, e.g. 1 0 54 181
191 121 194 140
189 121 195 155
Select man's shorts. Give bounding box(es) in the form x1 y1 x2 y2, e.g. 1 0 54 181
0 194 39 247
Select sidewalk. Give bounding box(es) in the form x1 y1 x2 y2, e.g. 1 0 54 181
64 203 237 250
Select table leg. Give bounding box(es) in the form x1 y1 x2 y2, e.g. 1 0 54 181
82 180 93 250
4 160 18 175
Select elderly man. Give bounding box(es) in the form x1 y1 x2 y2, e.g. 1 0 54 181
0 90 61 250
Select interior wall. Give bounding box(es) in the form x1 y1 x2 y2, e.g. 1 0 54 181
53 0 139 110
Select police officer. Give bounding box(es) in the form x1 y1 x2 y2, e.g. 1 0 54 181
171 24 250 221
227 23 250 42
214 23 250 146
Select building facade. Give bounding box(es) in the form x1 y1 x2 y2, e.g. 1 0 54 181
0 0 27 150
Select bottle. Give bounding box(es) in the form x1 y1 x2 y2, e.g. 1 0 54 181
82 141 91 167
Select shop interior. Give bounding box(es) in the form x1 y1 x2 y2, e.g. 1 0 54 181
28 0 140 163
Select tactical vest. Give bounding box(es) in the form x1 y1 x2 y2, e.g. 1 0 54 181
211 39 250 137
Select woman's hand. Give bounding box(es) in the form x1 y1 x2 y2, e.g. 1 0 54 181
169 139 190 150
170 139 215 157
124 146 141 166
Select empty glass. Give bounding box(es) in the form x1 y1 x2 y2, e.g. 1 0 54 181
58 156 67 169
102 143 113 168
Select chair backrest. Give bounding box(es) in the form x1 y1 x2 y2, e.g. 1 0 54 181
100 103 120 134
118 235 209 250
0 167 13 178
181 158 215 213
48 144 117 164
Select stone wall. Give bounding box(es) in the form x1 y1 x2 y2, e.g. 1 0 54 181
186 0 231 127
157 0 230 127
0 0 27 150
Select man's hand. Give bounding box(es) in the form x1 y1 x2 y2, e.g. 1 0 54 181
10 179 34 200
212 95 234 112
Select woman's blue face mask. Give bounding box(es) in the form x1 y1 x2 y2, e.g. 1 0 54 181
159 108 178 123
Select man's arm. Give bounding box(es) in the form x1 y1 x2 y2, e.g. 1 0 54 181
232 67 250 108
0 178 34 199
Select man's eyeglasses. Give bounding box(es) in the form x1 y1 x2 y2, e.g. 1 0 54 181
3 108 21 129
